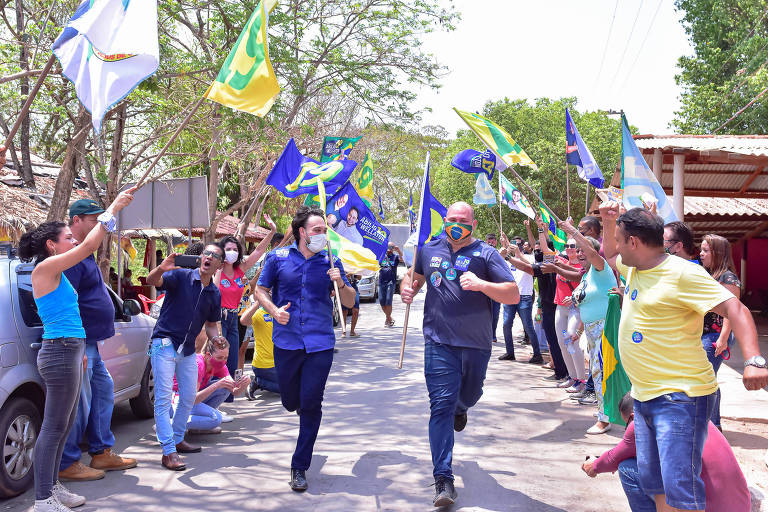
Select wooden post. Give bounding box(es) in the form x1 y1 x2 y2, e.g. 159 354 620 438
585 185 590 216
398 244 419 369
3 54 56 149
565 159 571 219
325 238 347 337
497 170 504 236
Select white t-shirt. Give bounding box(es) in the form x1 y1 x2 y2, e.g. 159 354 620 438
508 255 534 296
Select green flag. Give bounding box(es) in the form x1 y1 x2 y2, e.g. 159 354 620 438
602 294 632 426
538 190 567 251
355 152 374 207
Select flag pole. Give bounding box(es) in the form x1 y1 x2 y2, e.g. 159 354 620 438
585 185 590 216
505 165 562 224
325 238 347 338
565 159 571 219
135 94 208 188
399 151 430 369
3 54 56 149
497 170 504 236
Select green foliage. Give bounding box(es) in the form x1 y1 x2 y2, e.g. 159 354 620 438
672 0 768 133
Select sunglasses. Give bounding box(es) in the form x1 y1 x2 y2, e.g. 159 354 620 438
202 250 222 260
565 244 577 249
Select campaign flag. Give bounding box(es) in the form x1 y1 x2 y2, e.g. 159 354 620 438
320 136 361 162
565 108 604 188
602 294 631 426
451 149 505 180
267 138 357 198
454 108 537 170
356 152 374 207
499 174 535 218
415 155 448 250
327 182 390 261
204 0 279 117
52 0 159 133
408 193 417 233
539 190 567 251
621 114 678 223
378 194 385 220
473 173 496 206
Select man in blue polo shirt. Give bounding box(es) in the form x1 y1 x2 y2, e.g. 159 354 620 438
146 243 224 471
57 199 138 483
255 205 355 492
378 242 402 327
401 201 519 507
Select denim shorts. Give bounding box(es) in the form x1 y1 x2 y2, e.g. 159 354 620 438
378 280 395 306
633 392 715 510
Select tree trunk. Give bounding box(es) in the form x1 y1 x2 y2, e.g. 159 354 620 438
203 111 221 243
47 107 91 221
16 0 34 188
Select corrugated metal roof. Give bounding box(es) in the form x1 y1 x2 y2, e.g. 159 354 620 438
684 197 768 217
635 134 768 157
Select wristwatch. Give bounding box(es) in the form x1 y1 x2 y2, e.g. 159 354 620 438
744 355 767 369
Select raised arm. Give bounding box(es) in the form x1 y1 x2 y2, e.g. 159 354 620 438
559 217 605 271
524 218 536 248
146 253 179 288
241 214 277 272
599 201 620 271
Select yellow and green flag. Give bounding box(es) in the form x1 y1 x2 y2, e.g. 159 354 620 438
355 152 374 207
205 0 279 117
602 294 631 426
454 108 537 170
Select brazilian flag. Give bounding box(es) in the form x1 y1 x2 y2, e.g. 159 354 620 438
602 294 631 426
538 190 567 251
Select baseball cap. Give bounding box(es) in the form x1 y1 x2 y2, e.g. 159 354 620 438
69 199 105 218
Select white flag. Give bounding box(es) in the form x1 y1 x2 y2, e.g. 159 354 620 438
473 173 497 205
53 0 159 133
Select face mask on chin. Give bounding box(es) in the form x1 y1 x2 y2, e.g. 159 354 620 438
445 221 473 242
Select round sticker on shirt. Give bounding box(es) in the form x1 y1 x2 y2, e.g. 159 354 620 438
441 260 450 270
472 251 481 256
630 289 638 301
430 271 443 288
445 268 457 281
221 278 231 287
632 331 643 343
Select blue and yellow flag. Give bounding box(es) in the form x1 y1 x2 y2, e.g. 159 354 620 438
416 155 447 250
355 152 374 207
267 138 357 198
454 108 537 170
327 182 390 261
539 190 567 251
320 136 361 162
408 193 417 233
205 0 279 117
566 108 604 188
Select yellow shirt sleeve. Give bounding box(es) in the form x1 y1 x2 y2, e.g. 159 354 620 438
674 262 735 315
615 254 629 280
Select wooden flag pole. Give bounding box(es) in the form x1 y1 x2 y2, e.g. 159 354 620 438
325 237 347 338
398 151 430 369
505 165 563 224
585 185 590 216
4 54 56 149
497 170 504 236
565 158 571 219
135 94 208 188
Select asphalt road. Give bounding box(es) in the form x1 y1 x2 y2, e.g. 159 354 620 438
6 293 631 512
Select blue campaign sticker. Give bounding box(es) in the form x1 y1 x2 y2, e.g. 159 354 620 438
430 256 442 268
632 331 643 343
221 278 231 287
275 248 289 258
263 313 273 323
630 289 638 301
430 271 443 288
472 251 481 256
455 255 471 271
441 260 450 270
234 277 244 288
446 268 457 280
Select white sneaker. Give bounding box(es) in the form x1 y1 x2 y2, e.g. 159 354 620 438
220 413 233 423
557 378 574 389
34 496 73 512
53 481 85 508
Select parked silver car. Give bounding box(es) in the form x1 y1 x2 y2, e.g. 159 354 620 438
357 273 377 302
0 249 155 498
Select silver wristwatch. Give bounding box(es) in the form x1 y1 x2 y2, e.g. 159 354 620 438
744 355 767 369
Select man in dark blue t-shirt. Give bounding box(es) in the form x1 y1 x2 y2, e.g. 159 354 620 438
378 242 402 327
59 199 137 483
401 202 519 507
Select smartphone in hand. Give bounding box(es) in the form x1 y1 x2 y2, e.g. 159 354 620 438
234 369 243 381
174 255 200 268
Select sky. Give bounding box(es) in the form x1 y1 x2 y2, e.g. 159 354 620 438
415 0 694 137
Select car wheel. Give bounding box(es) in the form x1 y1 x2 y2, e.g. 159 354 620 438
129 361 154 419
0 397 41 498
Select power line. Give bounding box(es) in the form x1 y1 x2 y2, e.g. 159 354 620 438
710 6 768 80
608 0 644 90
706 45 768 120
593 0 621 89
713 84 768 133
618 0 663 92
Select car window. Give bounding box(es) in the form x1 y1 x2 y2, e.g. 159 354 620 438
16 266 42 327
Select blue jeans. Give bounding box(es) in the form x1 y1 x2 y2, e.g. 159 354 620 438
502 295 539 357
151 339 198 455
222 309 240 401
255 366 281 393
183 385 229 430
274 347 334 471
542 302 568 379
618 458 657 512
424 341 491 480
378 280 395 306
491 301 500 341
634 392 715 510
701 332 731 428
60 343 116 470
34 338 85 500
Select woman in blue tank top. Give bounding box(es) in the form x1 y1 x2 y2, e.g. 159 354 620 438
18 188 135 512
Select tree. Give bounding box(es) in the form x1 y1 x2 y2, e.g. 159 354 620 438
672 0 768 134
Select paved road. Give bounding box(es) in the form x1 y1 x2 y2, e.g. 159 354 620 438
8 294 634 511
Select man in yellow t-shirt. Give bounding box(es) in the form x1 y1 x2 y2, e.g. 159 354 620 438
600 203 768 512
240 303 279 395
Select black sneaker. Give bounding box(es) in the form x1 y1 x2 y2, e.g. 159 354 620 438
578 392 598 405
433 477 457 507
453 413 467 432
528 354 544 364
290 468 308 492
497 353 515 361
246 376 258 401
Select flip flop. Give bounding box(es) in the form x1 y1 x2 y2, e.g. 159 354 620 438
586 423 612 435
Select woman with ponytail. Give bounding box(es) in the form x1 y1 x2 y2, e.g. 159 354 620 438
20 188 135 512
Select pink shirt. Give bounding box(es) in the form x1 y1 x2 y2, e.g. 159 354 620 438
219 267 246 309
173 354 229 392
554 256 582 306
594 421 750 512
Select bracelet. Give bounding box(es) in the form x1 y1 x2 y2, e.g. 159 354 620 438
338 282 346 289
